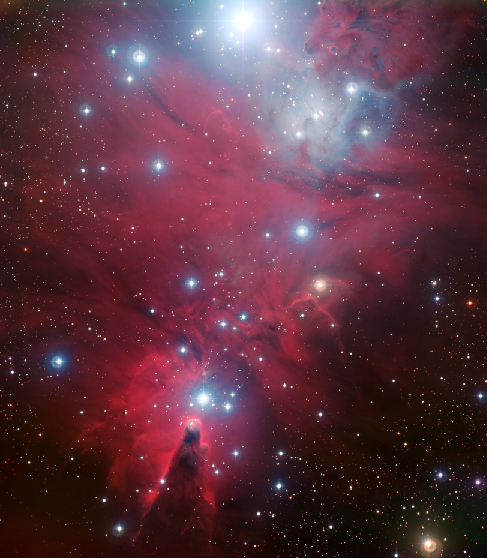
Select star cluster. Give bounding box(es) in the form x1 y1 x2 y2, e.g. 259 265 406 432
1 1 486 557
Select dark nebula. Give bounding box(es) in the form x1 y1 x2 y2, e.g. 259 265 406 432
1 1 486 557
134 419 214 557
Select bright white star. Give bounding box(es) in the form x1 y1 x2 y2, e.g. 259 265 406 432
133 49 146 63
346 82 358 94
198 393 209 406
236 12 252 30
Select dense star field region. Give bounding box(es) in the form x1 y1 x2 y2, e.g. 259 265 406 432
1 0 486 556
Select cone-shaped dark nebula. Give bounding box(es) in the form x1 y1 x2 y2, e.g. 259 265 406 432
1 1 486 557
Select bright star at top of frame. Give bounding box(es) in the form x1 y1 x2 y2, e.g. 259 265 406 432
235 12 252 30
276 482 282 490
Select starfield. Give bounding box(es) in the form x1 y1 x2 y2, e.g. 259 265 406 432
1 1 486 557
